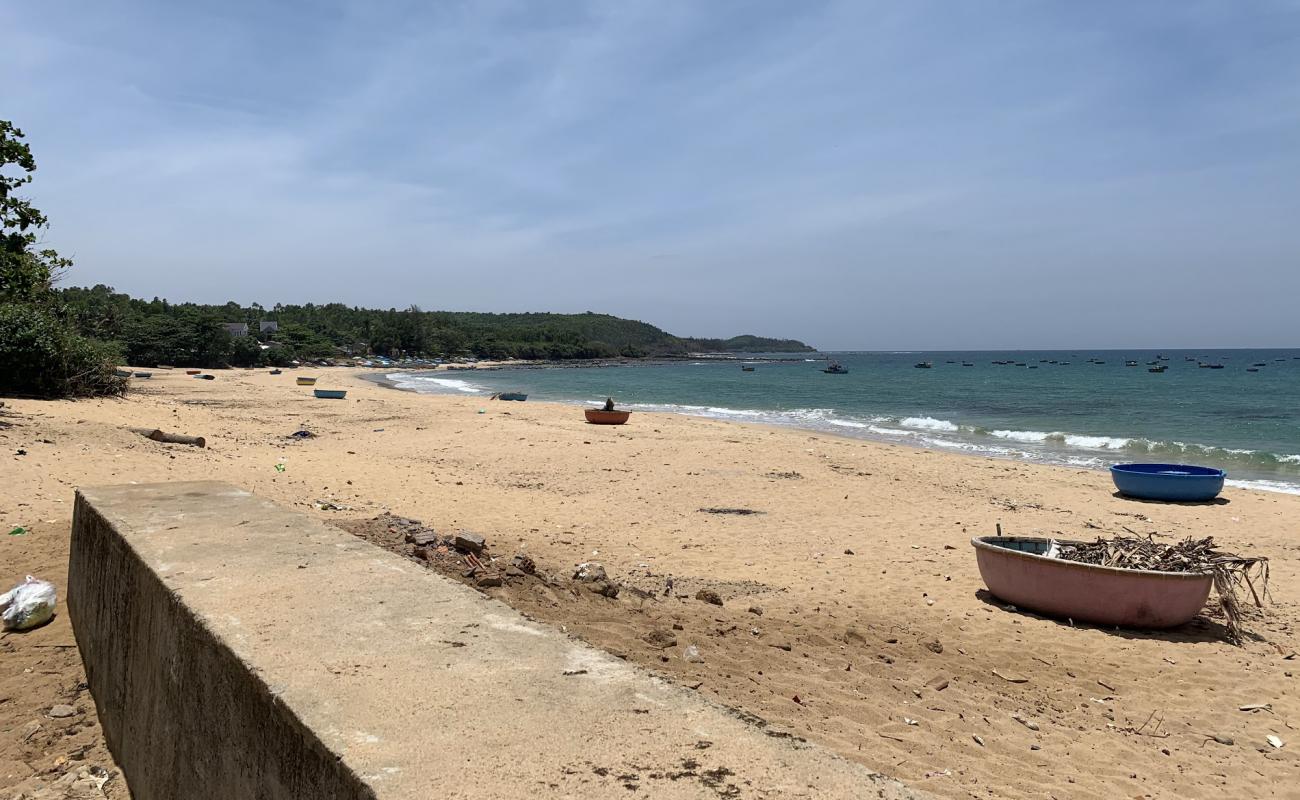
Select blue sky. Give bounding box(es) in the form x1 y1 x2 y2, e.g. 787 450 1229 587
6 1 1300 348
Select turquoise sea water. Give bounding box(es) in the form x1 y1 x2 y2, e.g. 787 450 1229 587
389 349 1300 494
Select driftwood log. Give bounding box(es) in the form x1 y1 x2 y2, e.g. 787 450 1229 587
132 428 206 448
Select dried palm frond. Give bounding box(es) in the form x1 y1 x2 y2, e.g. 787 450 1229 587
1055 535 1269 644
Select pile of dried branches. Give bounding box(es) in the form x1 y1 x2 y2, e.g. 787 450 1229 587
1055 535 1269 643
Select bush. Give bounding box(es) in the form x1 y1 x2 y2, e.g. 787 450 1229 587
0 303 126 398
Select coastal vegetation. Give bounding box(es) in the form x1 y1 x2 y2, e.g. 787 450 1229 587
0 121 124 398
54 287 814 367
0 120 811 386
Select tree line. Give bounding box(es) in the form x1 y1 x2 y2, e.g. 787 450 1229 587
1 120 811 398
54 286 813 368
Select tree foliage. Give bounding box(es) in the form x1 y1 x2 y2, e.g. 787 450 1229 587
0 121 124 398
54 286 814 368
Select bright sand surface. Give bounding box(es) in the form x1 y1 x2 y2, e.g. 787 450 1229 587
2 366 1298 798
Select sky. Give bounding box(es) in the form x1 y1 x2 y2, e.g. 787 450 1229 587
5 0 1300 349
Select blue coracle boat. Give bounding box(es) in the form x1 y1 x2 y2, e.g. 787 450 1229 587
1110 463 1226 502
313 389 347 399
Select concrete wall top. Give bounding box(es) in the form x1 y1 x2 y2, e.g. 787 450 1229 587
71 481 930 799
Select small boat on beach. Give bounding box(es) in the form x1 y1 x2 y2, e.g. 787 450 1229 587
133 371 153 379
269 369 282 375
972 536 1212 629
195 374 215 380
585 408 630 425
492 392 528 401
822 361 848 374
114 369 131 378
297 376 318 386
313 389 347 399
185 369 201 375
1110 463 1225 502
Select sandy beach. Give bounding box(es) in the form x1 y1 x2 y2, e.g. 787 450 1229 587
2 366 1298 799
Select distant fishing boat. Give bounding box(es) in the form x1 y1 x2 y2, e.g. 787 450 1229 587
1209 364 1225 370
1247 368 1260 373
822 361 848 374
1148 365 1167 373
741 365 755 372
1252 362 1267 367
914 362 933 369
313 389 347 399
962 362 974 367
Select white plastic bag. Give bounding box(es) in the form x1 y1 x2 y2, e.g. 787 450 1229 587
0 576 58 631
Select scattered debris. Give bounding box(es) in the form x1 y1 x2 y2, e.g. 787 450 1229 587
288 429 316 439
643 629 678 649
313 499 351 511
747 605 764 616
574 562 608 582
698 507 764 516
1012 714 1040 731
765 471 802 480
683 644 704 663
992 669 1029 684
1053 534 1269 643
922 639 943 654
8 526 27 536
47 705 76 719
453 531 486 554
925 677 949 692
972 735 985 747
2 575 58 631
132 427 206 447
695 588 724 606
1267 735 1285 749
1239 703 1272 713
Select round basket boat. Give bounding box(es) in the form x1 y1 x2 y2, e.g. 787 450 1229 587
585 409 630 425
971 536 1212 629
1110 463 1225 502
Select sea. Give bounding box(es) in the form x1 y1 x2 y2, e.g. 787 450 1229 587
387 349 1300 495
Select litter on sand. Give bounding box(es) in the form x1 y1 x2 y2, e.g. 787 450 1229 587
1 576 58 631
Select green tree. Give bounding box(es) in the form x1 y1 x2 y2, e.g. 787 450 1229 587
0 121 124 397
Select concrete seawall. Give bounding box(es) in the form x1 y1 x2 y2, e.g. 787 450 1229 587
69 481 929 799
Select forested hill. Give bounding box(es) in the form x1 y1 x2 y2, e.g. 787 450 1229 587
684 335 816 353
54 285 814 367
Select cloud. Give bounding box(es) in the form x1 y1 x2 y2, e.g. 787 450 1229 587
5 0 1300 346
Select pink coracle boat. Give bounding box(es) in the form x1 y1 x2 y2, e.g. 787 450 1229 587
971 536 1213 629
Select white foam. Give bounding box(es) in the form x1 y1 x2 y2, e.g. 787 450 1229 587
388 373 486 394
988 429 1051 443
900 416 960 432
1062 434 1131 449
1226 479 1300 496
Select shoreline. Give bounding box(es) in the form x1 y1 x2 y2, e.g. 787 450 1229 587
3 365 1297 799
369 368 1300 496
